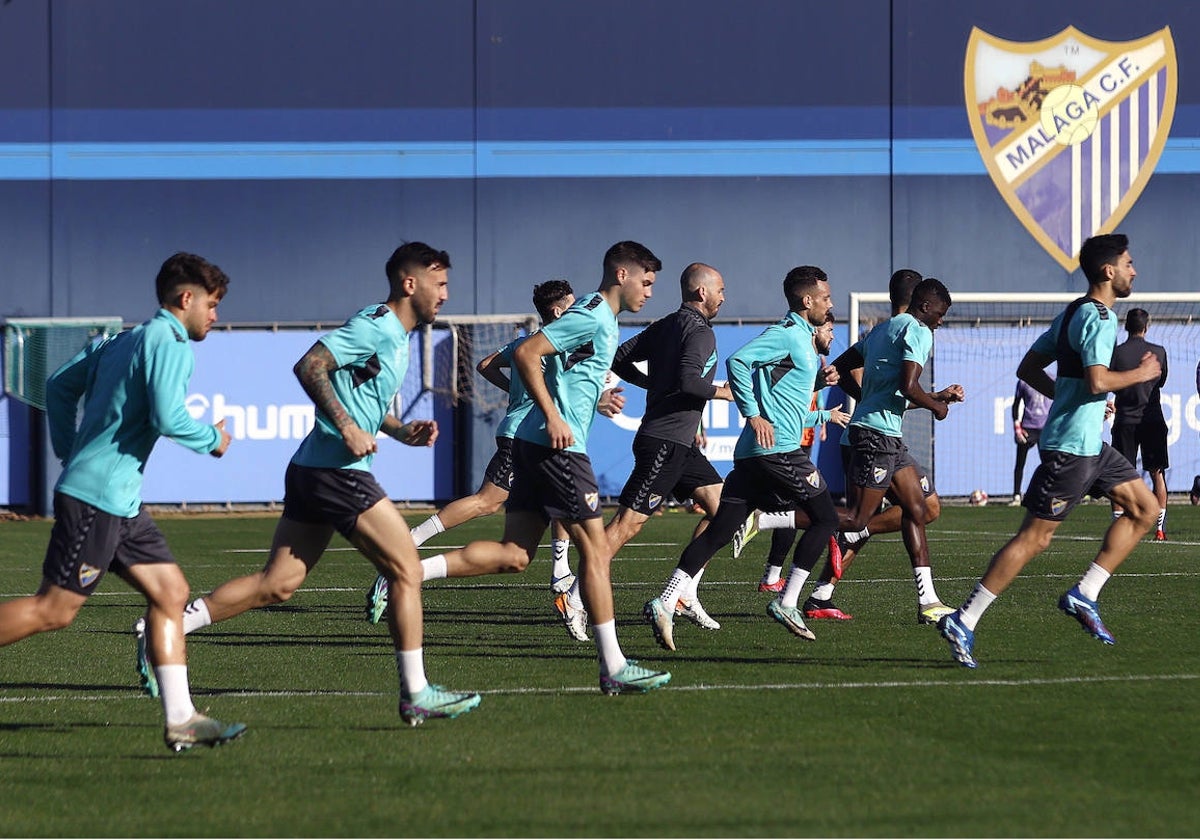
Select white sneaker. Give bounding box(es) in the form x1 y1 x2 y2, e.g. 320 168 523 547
164 713 247 753
731 510 760 559
675 597 721 630
550 573 576 594
554 592 589 641
1008 493 1023 507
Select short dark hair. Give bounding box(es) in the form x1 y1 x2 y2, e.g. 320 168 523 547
889 269 922 311
532 279 574 322
603 241 661 275
155 252 230 304
1078 234 1129 285
385 241 451 286
1124 307 1149 335
783 265 828 310
679 262 711 298
910 277 951 310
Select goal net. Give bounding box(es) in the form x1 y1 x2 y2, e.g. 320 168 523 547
3 317 125 410
849 292 1200 500
420 314 540 412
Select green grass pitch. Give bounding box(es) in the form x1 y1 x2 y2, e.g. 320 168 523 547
1 504 1198 837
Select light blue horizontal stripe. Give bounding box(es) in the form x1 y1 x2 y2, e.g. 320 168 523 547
2 140 890 179
891 140 986 175
56 142 477 180
476 140 890 177
0 144 52 179
3 138 1200 180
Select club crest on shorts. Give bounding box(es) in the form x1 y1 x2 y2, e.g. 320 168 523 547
806 470 821 489
77 563 101 588
585 492 599 512
965 26 1176 271
920 475 931 494
648 493 663 510
872 466 887 485
1050 497 1069 516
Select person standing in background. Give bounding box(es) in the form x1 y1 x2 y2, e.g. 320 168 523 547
1010 375 1053 506
1108 308 1169 539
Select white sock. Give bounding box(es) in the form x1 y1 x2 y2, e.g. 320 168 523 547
659 569 693 609
1076 562 1111 602
156 664 197 726
566 577 585 610
842 527 870 545
811 581 836 601
1157 508 1167 532
409 515 445 548
958 582 997 631
592 620 626 676
758 511 794 530
182 598 212 635
397 648 428 697
762 563 783 585
913 566 941 606
551 538 572 580
422 554 448 581
780 566 811 609
684 567 706 602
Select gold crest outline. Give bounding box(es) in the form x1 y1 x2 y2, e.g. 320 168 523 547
964 26 1177 271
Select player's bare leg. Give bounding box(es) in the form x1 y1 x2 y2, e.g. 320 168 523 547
436 511 544 578
573 516 670 693
199 518 333 623
434 480 509 531
353 498 480 723
0 583 86 644
124 559 247 748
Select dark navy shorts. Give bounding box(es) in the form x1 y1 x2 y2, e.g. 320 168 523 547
846 426 919 491
840 440 934 501
721 450 828 511
1024 444 1142 521
282 462 389 539
618 435 722 515
482 436 516 492
1111 420 1169 472
508 438 603 523
43 494 175 596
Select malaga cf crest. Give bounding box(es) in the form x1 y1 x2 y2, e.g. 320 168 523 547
965 26 1176 271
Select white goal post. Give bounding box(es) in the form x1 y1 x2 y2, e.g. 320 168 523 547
3 316 125 411
421 314 540 410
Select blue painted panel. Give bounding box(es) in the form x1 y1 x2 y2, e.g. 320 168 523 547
933 323 1200 497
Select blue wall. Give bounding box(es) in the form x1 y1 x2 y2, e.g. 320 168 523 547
5 1 1200 327
3 1 1200 504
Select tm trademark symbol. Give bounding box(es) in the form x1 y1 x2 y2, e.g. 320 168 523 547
1066 43 1080 55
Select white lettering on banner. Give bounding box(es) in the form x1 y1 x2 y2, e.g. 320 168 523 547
701 436 739 461
186 393 315 440
1161 393 1178 446
994 396 1015 434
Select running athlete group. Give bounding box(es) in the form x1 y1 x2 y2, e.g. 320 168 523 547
0 233 1162 749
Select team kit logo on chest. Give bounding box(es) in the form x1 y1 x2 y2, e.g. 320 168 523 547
965 26 1176 271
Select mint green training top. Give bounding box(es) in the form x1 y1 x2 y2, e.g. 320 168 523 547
47 309 222 518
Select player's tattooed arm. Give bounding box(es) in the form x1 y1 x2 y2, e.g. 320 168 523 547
294 342 377 457
294 342 352 429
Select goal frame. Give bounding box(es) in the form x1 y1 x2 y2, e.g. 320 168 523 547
849 291 1200 344
3 316 125 409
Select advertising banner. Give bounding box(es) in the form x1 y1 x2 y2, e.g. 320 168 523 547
141 329 455 505
933 323 1200 497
